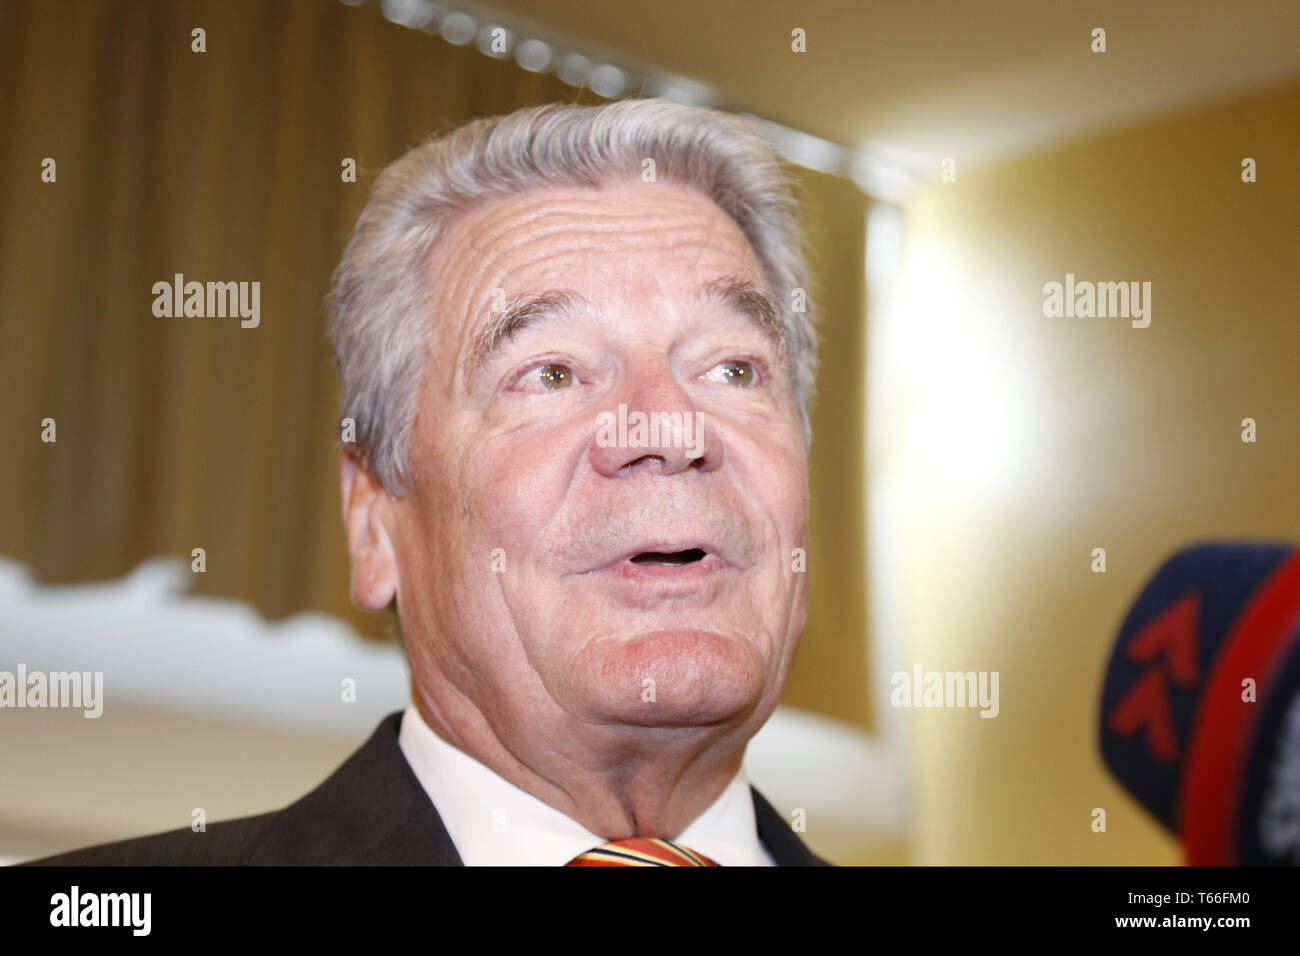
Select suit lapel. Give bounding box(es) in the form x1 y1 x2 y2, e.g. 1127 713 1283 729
245 711 463 865
751 785 832 866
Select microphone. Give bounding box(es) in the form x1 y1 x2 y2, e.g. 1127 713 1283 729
1099 542 1300 864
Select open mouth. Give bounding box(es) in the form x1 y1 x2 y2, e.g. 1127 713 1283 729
628 549 708 567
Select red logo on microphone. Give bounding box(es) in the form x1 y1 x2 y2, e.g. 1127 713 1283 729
1107 592 1201 765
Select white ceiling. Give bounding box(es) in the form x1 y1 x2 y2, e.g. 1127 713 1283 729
469 0 1300 173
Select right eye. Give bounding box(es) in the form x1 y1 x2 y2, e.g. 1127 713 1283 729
515 363 576 391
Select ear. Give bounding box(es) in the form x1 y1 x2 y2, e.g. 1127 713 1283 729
339 451 399 611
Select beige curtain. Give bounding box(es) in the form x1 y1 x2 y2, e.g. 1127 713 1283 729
0 0 871 730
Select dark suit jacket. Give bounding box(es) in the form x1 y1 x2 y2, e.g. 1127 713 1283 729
26 711 830 866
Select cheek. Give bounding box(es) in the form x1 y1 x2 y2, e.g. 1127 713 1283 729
470 427 586 562
783 464 811 542
731 429 809 545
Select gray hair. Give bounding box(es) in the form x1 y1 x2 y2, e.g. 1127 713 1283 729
326 96 817 495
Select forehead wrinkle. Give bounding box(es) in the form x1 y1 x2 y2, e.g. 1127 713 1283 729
437 185 772 385
465 194 717 255
447 211 729 325
442 180 755 301
452 227 743 370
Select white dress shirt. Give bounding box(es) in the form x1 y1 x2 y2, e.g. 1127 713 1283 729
397 705 776 866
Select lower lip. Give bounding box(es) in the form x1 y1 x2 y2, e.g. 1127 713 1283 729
597 553 727 583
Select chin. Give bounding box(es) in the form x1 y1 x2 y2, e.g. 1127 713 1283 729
565 626 771 727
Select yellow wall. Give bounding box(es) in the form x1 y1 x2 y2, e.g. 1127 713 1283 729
788 169 872 729
887 82 1300 863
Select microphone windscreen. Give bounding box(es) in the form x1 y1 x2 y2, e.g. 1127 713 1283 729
1099 542 1300 862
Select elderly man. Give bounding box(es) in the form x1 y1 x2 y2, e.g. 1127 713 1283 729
32 97 827 867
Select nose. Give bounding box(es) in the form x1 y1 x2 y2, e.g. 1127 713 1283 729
588 356 719 478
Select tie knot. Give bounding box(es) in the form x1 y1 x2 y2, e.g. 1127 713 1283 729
566 837 720 866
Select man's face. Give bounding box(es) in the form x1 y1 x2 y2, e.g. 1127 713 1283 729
382 178 808 741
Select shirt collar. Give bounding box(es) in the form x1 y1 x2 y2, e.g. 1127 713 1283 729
397 704 774 866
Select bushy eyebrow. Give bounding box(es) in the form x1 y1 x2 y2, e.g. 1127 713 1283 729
465 274 787 374
699 274 788 357
468 289 586 373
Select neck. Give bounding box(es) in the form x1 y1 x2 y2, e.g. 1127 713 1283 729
411 681 751 839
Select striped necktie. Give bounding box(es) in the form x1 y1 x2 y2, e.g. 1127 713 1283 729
566 837 720 866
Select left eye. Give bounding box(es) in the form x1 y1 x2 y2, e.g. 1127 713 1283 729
703 360 758 386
